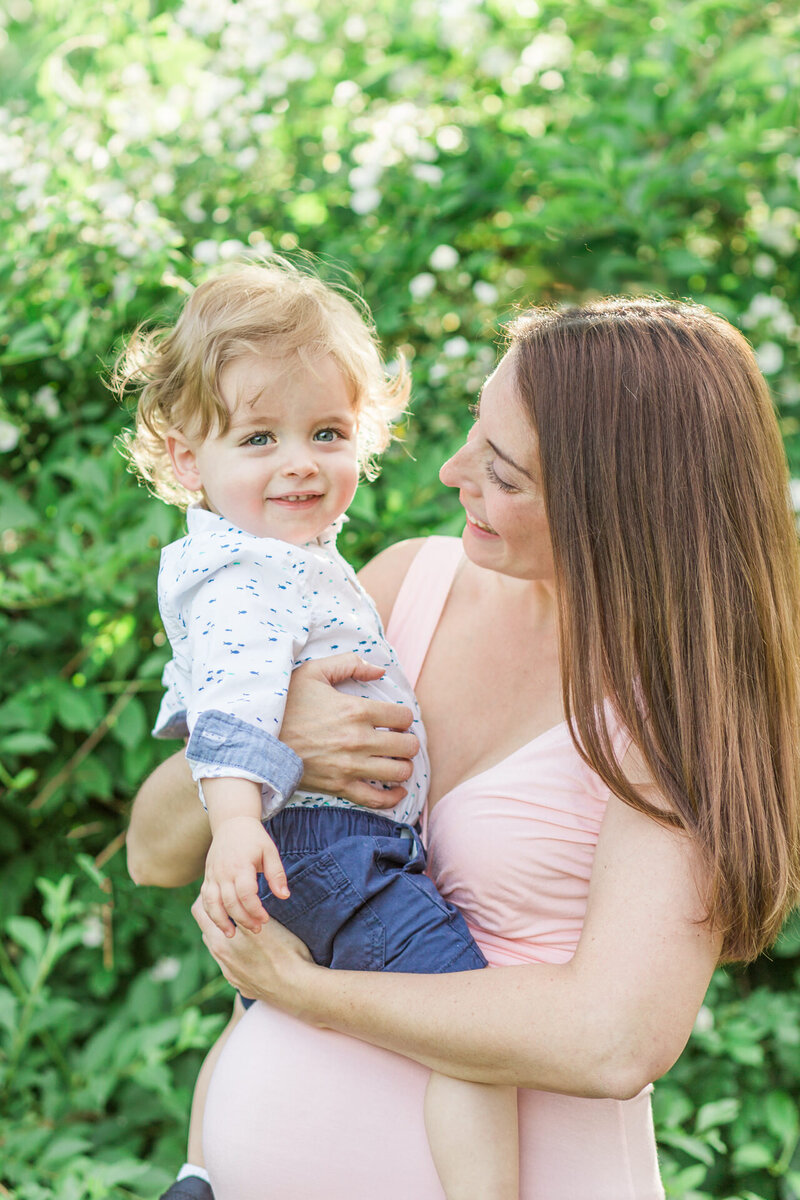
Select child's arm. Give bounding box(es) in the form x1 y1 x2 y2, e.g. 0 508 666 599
202 776 290 938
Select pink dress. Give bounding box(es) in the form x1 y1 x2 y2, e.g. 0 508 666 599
203 537 665 1199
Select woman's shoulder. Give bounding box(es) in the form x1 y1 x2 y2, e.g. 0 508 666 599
357 537 429 626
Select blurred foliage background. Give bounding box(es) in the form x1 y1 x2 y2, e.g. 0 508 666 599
1 0 800 1196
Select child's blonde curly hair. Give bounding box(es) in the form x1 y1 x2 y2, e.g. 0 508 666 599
113 258 410 507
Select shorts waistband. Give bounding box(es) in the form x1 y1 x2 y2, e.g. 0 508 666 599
267 804 418 851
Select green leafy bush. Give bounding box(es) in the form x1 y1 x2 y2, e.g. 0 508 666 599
1 1 799 1195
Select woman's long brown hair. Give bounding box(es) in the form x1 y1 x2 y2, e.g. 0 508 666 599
509 297 800 962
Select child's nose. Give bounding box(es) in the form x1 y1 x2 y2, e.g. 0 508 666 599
281 446 319 477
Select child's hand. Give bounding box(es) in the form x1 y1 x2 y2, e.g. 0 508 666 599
201 816 290 938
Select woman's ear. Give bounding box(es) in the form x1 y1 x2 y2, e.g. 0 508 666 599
166 430 203 492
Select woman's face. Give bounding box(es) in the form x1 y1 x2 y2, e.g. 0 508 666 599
439 353 555 582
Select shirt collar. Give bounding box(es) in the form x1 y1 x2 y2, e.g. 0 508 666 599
186 505 345 549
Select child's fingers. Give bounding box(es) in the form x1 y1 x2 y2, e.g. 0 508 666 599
201 880 237 939
232 871 270 929
261 842 290 901
220 876 265 935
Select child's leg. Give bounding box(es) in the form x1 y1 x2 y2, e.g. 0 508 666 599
424 1072 519 1200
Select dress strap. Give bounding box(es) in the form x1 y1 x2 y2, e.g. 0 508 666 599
386 536 463 688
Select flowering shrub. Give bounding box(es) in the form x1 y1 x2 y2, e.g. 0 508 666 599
1 1 799 1195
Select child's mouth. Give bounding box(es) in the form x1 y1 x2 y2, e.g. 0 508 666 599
269 493 323 508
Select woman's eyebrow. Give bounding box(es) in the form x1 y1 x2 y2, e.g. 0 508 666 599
486 437 534 480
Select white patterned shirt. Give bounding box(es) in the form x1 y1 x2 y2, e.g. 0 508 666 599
154 507 428 823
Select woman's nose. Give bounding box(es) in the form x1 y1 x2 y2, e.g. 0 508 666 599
439 437 474 490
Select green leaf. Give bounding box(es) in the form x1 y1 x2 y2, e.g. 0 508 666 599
0 731 56 756
39 1134 93 1168
772 906 800 957
733 1142 777 1171
55 686 103 732
764 1089 799 1143
5 915 46 960
1 321 52 363
110 695 148 749
0 986 18 1036
657 1130 716 1166
695 1097 740 1132
60 307 90 359
0 487 39 531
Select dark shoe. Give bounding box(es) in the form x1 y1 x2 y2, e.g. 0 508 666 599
158 1178 214 1200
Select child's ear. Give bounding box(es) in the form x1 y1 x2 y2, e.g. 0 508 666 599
166 430 203 492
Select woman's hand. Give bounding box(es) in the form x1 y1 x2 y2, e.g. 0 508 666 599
192 895 316 1016
281 654 420 809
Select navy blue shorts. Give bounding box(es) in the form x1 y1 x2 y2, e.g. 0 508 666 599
240 806 486 1008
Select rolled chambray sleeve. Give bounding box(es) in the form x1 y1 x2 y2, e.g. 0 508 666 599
186 710 303 807
161 532 313 813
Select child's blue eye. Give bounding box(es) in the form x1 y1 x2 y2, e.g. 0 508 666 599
314 429 340 443
246 433 273 446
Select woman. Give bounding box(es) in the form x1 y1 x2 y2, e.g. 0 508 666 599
129 297 800 1199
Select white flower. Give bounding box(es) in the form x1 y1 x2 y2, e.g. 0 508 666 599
443 336 470 358
219 238 247 260
473 280 499 305
741 293 786 327
412 164 444 186
436 125 464 152
332 80 361 108
521 32 573 73
235 146 258 171
693 1005 714 1034
480 47 516 77
349 164 382 190
429 362 449 383
150 955 181 982
33 385 59 417
753 253 776 277
790 479 800 512
193 239 221 264
344 14 368 40
409 272 436 301
429 244 459 271
0 419 20 452
756 342 784 374
540 70 564 91
350 188 381 214
81 915 104 948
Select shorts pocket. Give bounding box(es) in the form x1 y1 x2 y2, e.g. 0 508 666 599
258 851 385 971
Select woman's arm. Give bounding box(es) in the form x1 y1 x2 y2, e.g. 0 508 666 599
127 750 211 886
193 790 720 1101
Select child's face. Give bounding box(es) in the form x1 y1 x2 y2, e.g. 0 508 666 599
167 352 360 544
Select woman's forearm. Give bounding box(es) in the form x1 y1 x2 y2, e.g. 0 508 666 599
194 794 718 1099
293 956 623 1096
293 799 717 1098
127 750 211 886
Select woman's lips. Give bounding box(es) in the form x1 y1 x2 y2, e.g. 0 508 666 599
464 507 497 536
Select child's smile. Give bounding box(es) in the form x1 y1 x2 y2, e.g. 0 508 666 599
167 351 360 545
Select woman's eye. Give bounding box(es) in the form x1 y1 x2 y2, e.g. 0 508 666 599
314 428 340 443
485 461 517 493
245 433 273 446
